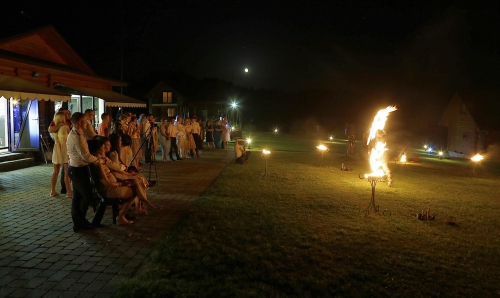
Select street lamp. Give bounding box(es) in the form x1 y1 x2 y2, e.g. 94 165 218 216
245 68 249 73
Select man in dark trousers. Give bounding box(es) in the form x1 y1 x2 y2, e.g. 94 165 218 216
66 112 99 232
167 117 181 161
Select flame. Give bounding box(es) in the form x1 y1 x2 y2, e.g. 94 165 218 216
400 154 406 163
471 154 483 162
366 106 397 177
317 144 327 151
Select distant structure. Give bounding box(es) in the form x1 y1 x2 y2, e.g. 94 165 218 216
438 91 500 157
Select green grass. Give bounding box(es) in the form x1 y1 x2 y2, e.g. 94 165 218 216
116 132 500 297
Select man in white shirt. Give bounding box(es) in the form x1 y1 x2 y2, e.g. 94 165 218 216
67 112 99 232
234 138 251 164
167 117 181 161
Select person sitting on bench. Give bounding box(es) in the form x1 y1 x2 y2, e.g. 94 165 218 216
234 138 251 165
88 139 156 225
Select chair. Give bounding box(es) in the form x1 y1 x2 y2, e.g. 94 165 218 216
87 164 134 225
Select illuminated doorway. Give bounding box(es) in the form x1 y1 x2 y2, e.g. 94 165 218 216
0 96 8 152
10 99 39 152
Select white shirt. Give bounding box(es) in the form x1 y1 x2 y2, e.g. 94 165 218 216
167 122 178 138
192 121 200 134
67 127 98 167
142 120 153 137
176 123 185 137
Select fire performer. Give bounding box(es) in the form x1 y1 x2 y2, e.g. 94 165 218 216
366 106 397 187
369 129 392 186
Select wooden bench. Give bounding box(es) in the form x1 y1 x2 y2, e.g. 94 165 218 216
88 165 134 225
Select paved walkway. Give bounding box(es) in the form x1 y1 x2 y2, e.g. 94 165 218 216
0 149 234 298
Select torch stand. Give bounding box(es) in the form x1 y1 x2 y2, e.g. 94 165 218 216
319 151 326 167
362 178 391 216
259 156 268 178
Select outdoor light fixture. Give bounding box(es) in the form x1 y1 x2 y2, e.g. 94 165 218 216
427 147 433 153
400 154 407 163
438 151 443 159
231 102 237 108
246 137 252 149
329 136 333 142
231 126 235 131
424 145 428 149
245 68 249 73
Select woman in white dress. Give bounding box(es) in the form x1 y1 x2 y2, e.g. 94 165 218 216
159 118 171 161
176 116 187 158
50 112 72 197
184 118 199 158
221 117 230 149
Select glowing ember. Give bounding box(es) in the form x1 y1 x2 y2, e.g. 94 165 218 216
366 106 397 181
317 144 327 151
400 154 406 163
263 149 271 155
471 154 483 162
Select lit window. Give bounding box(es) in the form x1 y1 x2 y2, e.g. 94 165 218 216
168 108 176 117
162 92 172 103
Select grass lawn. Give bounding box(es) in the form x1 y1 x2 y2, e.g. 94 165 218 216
116 132 500 297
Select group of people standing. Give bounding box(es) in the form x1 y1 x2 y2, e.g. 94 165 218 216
49 108 155 231
159 116 231 161
48 107 238 232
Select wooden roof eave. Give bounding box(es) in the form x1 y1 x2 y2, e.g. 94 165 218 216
0 57 127 88
0 25 95 75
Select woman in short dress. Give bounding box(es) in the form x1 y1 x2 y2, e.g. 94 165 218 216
205 120 215 150
50 111 72 197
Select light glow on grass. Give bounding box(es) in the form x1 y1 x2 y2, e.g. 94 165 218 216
317 144 327 151
118 131 500 297
471 153 484 162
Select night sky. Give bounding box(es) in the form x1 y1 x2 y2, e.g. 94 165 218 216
3 1 498 90
3 1 500 137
